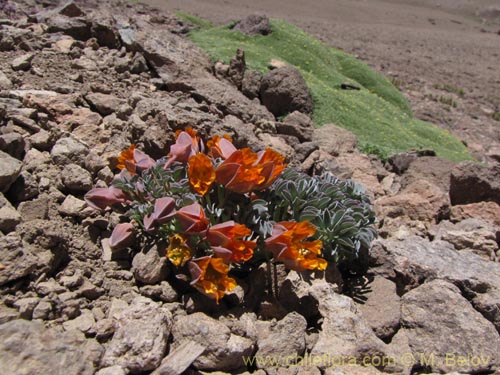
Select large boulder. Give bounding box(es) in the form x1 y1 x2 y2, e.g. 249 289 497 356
370 236 500 332
449 161 500 205
101 297 172 373
232 14 271 36
0 320 102 375
400 280 500 373
260 66 313 117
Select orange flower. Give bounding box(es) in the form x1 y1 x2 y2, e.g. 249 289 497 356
176 203 209 235
188 153 216 195
116 144 155 175
207 221 256 262
189 256 237 303
265 221 327 271
117 144 136 175
166 234 192 267
207 134 237 159
215 148 286 194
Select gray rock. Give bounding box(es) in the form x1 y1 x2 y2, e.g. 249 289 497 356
0 150 23 192
0 70 12 89
29 129 53 151
370 236 500 332
356 276 401 340
132 244 169 285
0 304 19 324
312 124 358 155
14 297 40 320
51 136 89 166
11 53 34 71
59 195 88 217
0 192 21 233
63 309 96 335
0 132 26 160
260 66 313 117
277 111 315 142
32 300 53 320
96 366 128 375
242 69 263 99
233 14 271 35
139 281 179 303
18 196 49 221
151 340 205 375
401 280 500 373
7 171 38 202
46 15 91 40
171 312 254 371
0 320 102 375
36 279 66 295
61 163 93 192
85 93 125 116
450 161 500 205
431 218 498 259
254 312 307 368
101 297 171 373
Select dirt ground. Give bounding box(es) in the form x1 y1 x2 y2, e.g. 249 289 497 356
144 0 500 161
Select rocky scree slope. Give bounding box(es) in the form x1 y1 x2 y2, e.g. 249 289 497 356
0 1 500 375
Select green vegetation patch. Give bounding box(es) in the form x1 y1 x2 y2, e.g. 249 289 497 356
183 17 471 162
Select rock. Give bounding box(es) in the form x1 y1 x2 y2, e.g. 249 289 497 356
18 196 49 221
36 279 66 295
260 66 313 117
0 320 102 374
356 276 401 340
139 281 178 303
0 70 12 89
431 218 498 259
132 244 169 285
254 312 307 368
45 15 91 40
450 161 500 205
308 282 394 371
257 133 295 160
171 312 254 371
375 180 449 227
312 124 357 155
400 280 500 373
11 53 34 71
242 69 263 99
77 280 104 300
370 236 500 332
96 366 127 375
400 156 455 192
91 18 121 49
59 195 88 217
101 297 172 373
277 111 315 142
61 163 93 192
85 93 125 116
225 48 246 89
63 309 96 335
7 171 38 202
0 132 26 160
51 136 89 166
54 36 76 53
0 192 21 233
0 232 49 286
450 201 500 226
0 150 23 192
152 340 206 375
32 300 53 320
232 14 271 36
0 304 19 324
324 367 384 375
14 297 40 320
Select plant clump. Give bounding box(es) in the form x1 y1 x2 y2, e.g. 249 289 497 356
85 128 377 303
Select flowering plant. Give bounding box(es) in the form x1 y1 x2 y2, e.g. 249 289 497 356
85 128 376 303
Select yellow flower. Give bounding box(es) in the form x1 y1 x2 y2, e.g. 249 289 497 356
166 234 192 267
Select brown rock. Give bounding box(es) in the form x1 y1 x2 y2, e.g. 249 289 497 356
450 161 500 205
260 66 313 117
450 201 500 226
232 14 271 36
356 276 401 340
312 124 357 155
